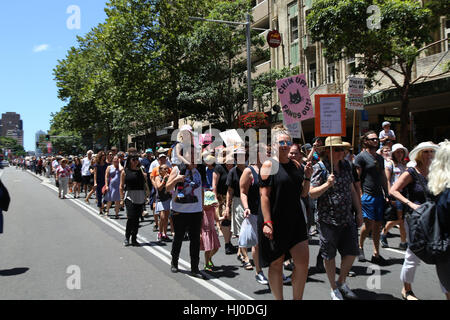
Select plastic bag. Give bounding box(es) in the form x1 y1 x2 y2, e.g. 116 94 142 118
238 214 258 248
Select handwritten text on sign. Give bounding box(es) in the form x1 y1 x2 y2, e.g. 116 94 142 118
347 77 365 110
276 74 314 125
320 97 343 135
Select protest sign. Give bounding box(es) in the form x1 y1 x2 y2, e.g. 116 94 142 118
283 121 302 139
276 74 314 125
347 77 365 110
314 94 346 137
219 129 244 148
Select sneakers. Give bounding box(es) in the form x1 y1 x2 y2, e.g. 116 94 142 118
225 243 237 255
371 254 388 266
255 271 269 285
380 234 389 248
358 248 365 262
331 288 344 300
190 269 204 279
171 261 178 273
123 239 130 247
399 242 408 250
337 282 358 300
157 232 162 242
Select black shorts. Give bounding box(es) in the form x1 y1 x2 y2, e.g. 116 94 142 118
318 221 359 260
82 176 92 186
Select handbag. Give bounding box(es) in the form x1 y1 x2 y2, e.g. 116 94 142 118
383 199 398 221
238 214 258 248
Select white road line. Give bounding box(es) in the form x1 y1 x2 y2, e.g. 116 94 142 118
384 248 406 256
39 179 253 300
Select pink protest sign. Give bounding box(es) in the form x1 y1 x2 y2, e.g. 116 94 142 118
276 74 314 125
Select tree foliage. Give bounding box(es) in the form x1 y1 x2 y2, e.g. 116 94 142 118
307 0 445 147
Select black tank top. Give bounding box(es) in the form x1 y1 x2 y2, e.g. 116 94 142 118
124 168 145 191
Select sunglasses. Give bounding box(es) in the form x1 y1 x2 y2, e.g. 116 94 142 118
278 140 293 147
423 150 435 154
130 157 139 161
368 138 379 142
333 147 345 152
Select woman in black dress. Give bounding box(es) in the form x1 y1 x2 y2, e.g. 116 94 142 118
259 126 313 300
72 157 83 198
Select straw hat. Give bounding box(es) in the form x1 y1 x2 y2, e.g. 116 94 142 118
409 142 439 162
319 136 347 148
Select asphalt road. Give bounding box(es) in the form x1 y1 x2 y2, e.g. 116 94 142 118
0 167 446 300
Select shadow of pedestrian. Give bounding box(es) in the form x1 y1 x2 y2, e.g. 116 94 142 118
0 267 29 276
204 265 239 279
351 288 401 300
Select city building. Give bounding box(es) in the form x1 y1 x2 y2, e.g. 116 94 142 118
128 0 450 149
0 112 24 146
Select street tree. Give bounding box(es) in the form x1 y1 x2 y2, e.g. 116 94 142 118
307 0 447 147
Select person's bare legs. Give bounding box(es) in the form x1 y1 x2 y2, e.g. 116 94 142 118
337 255 356 286
253 245 262 274
290 241 309 300
359 218 373 250
372 221 383 257
268 255 285 300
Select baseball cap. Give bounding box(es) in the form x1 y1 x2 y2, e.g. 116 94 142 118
146 148 153 154
382 121 391 128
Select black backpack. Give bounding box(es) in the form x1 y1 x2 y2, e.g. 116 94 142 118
406 174 450 265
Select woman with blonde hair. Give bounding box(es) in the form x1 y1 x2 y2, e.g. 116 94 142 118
427 139 450 300
390 141 439 300
259 125 312 300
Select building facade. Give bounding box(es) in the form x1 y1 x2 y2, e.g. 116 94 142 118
0 112 24 146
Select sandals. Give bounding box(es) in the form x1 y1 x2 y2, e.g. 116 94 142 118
243 261 253 270
402 290 419 300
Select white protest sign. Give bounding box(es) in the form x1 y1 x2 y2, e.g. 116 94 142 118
283 121 302 139
219 129 244 147
347 77 365 110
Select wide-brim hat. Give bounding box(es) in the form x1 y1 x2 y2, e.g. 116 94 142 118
319 136 347 148
391 143 409 157
204 191 218 206
409 142 439 162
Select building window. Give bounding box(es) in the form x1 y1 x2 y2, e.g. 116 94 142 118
327 62 335 84
309 62 317 88
290 42 299 66
347 56 356 76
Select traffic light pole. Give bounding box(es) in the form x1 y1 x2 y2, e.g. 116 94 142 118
189 15 270 113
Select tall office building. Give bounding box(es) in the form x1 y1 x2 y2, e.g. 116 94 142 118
0 112 24 146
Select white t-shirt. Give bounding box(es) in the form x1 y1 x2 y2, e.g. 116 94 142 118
149 158 172 173
385 160 406 185
81 157 92 176
379 129 395 142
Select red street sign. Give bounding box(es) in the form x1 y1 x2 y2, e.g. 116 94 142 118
267 30 282 48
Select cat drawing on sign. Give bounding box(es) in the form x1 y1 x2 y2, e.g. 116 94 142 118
289 90 302 104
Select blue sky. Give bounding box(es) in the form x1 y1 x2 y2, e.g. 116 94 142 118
0 1 108 151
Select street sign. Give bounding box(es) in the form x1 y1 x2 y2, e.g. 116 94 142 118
267 30 282 48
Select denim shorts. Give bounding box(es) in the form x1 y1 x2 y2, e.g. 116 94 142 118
361 194 385 221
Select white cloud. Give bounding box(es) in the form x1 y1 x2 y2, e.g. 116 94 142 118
33 44 50 53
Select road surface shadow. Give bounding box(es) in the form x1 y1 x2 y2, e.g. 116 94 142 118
351 288 401 300
203 265 240 279
0 267 29 276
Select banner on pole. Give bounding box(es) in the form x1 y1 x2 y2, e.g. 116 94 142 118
347 77 365 110
314 94 346 137
276 74 314 125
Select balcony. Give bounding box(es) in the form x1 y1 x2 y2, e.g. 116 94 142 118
252 0 269 28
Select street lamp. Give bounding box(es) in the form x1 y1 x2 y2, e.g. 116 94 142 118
189 14 270 113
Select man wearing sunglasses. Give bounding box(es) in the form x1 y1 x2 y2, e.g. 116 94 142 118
354 131 389 266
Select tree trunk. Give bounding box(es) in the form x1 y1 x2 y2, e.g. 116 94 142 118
399 87 410 149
